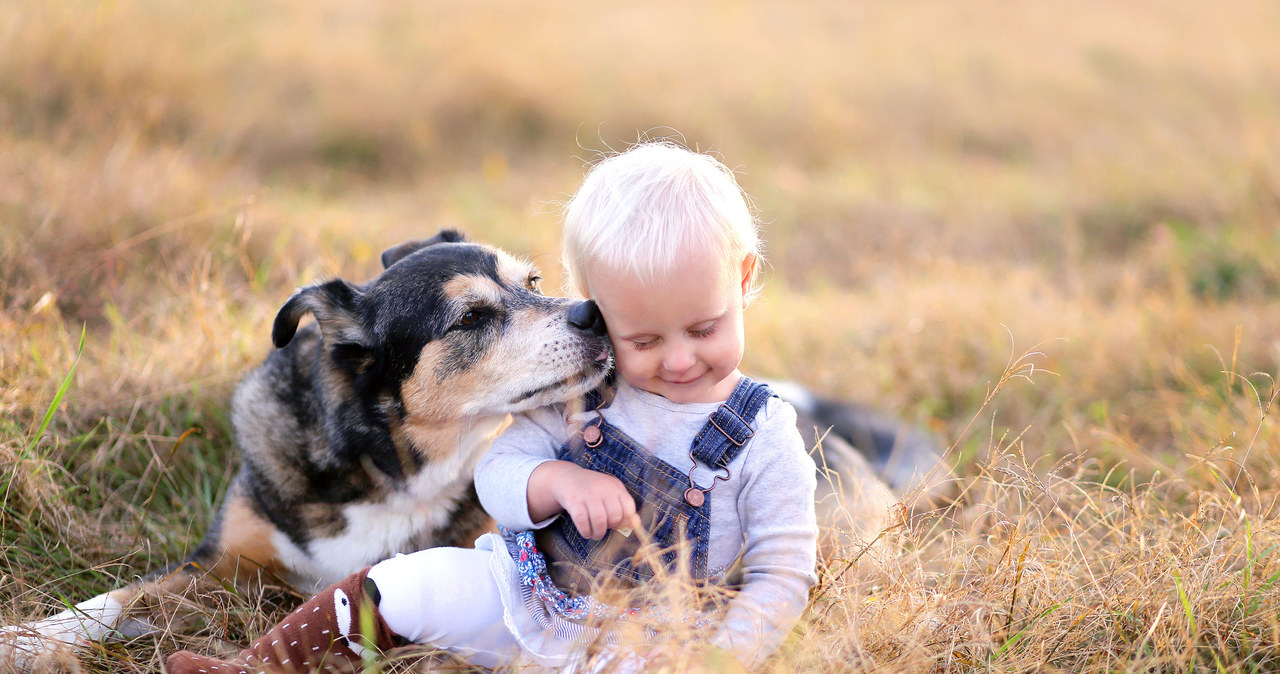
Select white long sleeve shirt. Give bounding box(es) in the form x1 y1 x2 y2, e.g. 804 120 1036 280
475 379 819 667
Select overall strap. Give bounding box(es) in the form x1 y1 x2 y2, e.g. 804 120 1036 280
689 376 773 469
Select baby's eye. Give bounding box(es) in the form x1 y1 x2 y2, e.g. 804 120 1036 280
631 339 657 351
690 324 718 339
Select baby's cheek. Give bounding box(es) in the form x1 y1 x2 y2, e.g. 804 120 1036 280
609 350 646 387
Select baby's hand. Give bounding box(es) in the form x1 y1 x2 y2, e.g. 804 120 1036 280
531 461 639 540
555 466 642 540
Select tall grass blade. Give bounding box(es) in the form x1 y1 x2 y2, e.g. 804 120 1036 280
1173 567 1197 637
23 323 87 461
994 603 1063 660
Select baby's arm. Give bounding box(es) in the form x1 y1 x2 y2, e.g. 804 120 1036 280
527 461 639 540
714 401 820 667
475 407 638 538
474 406 568 529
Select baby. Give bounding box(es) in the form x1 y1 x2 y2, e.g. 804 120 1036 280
166 141 818 672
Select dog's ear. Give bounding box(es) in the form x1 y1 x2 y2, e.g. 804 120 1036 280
273 280 375 374
380 229 467 269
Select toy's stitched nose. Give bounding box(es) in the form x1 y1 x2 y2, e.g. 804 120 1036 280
568 300 607 336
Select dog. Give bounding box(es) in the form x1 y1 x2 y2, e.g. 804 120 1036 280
0 230 945 670
1 230 616 669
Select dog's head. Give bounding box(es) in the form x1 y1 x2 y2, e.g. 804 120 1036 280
272 230 612 436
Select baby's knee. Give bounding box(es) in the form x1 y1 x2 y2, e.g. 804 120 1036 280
367 548 502 644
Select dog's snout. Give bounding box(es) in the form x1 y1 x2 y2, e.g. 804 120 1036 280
568 300 607 336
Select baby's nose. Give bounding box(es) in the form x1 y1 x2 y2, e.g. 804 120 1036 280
663 347 696 372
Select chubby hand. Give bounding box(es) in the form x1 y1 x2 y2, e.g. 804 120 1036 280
528 461 641 539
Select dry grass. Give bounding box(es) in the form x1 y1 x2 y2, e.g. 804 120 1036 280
3 0 1280 671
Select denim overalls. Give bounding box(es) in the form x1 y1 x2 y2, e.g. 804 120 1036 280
507 377 774 619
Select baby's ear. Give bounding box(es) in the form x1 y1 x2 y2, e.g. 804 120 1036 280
740 254 759 299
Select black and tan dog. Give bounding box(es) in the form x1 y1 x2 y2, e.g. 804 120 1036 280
1 231 617 669
0 231 945 670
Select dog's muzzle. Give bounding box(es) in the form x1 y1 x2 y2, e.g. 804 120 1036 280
568 300 607 336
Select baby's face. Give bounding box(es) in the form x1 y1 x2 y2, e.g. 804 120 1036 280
587 250 750 404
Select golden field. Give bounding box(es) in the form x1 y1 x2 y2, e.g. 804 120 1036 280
2 0 1279 671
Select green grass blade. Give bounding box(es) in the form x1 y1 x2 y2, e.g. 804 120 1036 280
23 323 86 461
994 603 1064 659
1173 567 1197 637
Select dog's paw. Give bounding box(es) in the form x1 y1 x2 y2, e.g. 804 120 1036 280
0 623 79 673
0 593 133 671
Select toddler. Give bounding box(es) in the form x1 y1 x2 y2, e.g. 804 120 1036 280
166 142 818 672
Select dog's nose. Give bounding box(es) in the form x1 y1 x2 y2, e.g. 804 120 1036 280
568 300 607 336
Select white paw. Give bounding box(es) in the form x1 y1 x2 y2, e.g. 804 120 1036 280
0 623 79 673
0 594 127 671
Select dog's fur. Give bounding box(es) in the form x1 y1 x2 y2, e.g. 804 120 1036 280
0 231 938 670
1 231 616 669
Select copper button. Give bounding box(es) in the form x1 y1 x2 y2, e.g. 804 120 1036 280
684 488 705 507
583 425 602 446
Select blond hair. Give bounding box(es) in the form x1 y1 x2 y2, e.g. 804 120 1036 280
562 141 762 300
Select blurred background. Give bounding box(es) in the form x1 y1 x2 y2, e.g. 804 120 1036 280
1 1 1279 668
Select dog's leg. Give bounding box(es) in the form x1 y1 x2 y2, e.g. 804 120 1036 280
0 562 211 671
775 380 957 506
811 434 896 539
0 480 284 671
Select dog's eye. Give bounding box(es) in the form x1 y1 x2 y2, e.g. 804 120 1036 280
527 275 542 294
456 310 482 327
